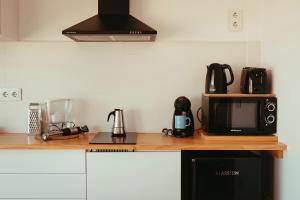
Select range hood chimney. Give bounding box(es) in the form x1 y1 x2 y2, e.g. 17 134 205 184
62 0 157 42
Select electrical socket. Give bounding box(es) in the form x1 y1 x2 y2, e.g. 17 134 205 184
229 10 243 32
0 88 22 102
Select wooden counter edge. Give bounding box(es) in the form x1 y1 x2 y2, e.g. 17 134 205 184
0 143 287 158
203 93 276 97
0 143 287 150
0 133 287 159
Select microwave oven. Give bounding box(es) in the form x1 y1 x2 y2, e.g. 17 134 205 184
201 94 277 135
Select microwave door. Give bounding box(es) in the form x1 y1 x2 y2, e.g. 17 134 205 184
231 100 259 134
212 101 232 132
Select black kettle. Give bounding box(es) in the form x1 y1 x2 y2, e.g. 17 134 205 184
205 63 234 94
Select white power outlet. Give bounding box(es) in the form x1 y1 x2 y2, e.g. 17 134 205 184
0 88 22 102
229 10 243 32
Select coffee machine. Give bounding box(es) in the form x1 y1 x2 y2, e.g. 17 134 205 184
172 97 194 137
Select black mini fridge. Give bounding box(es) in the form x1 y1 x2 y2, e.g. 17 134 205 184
182 151 274 200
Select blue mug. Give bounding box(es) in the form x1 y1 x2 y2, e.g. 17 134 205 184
175 115 191 129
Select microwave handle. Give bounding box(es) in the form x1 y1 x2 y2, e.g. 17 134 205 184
258 101 264 128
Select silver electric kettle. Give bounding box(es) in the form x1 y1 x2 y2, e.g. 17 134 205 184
107 109 126 137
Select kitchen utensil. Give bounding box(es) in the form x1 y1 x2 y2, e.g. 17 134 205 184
28 103 42 135
107 109 126 137
205 63 234 94
45 99 73 131
175 113 191 129
241 67 268 94
41 125 89 141
172 96 194 137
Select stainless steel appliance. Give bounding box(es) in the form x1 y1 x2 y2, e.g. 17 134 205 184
201 94 277 135
205 63 234 94
62 0 157 42
241 67 268 94
90 109 137 144
107 109 126 137
182 150 274 200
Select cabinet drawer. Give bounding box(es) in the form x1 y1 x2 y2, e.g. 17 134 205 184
0 174 86 199
0 150 85 173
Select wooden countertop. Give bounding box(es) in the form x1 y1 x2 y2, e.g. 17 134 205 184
0 132 287 158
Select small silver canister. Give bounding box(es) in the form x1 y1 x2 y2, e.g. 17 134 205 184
28 103 42 135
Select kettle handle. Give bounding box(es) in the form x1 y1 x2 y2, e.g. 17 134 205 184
107 111 115 122
223 64 234 86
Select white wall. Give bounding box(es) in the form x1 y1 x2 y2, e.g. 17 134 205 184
261 0 300 199
0 0 262 133
0 41 260 132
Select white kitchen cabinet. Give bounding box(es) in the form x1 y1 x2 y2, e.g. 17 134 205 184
87 152 181 200
0 150 86 199
0 150 86 173
0 174 86 199
0 0 18 40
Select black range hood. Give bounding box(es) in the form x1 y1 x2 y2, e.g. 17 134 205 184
62 0 157 42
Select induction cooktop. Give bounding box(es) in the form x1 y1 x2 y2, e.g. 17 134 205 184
89 132 137 145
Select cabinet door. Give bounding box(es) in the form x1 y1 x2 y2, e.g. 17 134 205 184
87 152 181 200
0 150 86 173
0 150 86 199
0 174 86 199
